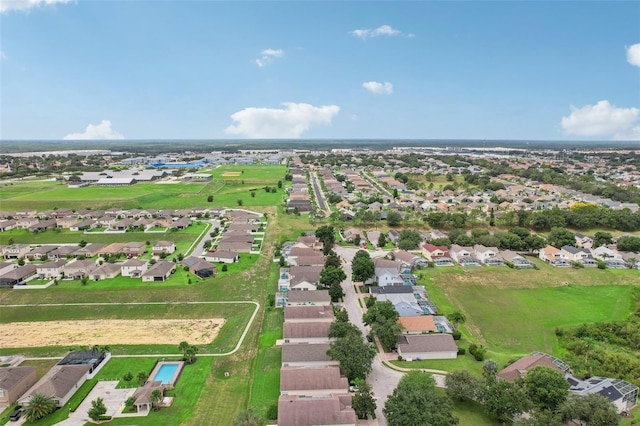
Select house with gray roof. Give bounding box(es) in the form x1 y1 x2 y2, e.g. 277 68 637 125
397 334 458 361
0 367 37 408
280 366 348 396
282 321 332 343
19 364 92 408
281 343 337 368
142 261 176 282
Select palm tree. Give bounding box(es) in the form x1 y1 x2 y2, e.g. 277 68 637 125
150 389 163 411
24 393 57 422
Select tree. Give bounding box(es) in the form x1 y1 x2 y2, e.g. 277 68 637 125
237 199 243 206
372 316 403 351
88 397 107 420
482 359 499 381
123 371 133 382
617 235 640 252
547 227 575 249
377 233 387 248
384 371 458 426
329 281 345 302
327 333 376 382
137 371 149 385
445 370 481 402
315 225 336 255
150 389 163 411
593 231 613 248
179 341 199 364
523 366 570 411
354 234 361 246
352 379 377 420
446 311 466 328
386 211 402 227
23 393 57 422
207 195 214 202
320 265 346 289
328 321 361 338
351 250 374 283
363 300 399 326
559 393 619 426
234 409 262 426
324 251 341 268
397 229 422 250
482 379 530 423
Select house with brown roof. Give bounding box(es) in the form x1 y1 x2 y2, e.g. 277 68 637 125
204 250 239 263
19 364 91 408
25 245 58 260
286 290 331 306
398 315 438 334
281 343 337 368
74 243 105 258
142 261 176 282
216 240 253 253
280 366 349 396
0 367 37 408
539 245 571 267
497 352 570 382
62 260 98 280
278 394 356 426
36 260 67 279
91 263 122 281
123 242 146 258
288 265 323 291
181 256 216 279
0 264 37 288
397 334 458 361
284 305 335 322
282 321 332 343
2 244 30 260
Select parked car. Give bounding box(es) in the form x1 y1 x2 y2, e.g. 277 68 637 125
9 408 22 422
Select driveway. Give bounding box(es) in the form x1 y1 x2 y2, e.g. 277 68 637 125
55 381 136 426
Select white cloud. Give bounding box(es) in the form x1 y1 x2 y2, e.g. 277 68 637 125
561 100 640 140
255 48 284 68
225 102 340 138
63 120 125 140
1 0 73 13
626 43 640 67
362 81 393 95
0 51 6 60
350 24 402 40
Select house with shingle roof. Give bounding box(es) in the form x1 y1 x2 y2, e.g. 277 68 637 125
282 322 332 343
281 343 337 368
19 364 91 408
142 261 176 282
0 367 37 408
277 394 356 426
280 366 349 396
397 334 458 360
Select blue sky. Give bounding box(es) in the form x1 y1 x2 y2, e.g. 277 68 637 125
1 0 639 141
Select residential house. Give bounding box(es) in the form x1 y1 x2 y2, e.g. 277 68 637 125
142 261 176 282
69 219 96 231
280 366 349 396
284 305 335 323
500 250 534 269
561 246 598 267
387 229 400 245
277 394 356 426
121 259 149 278
286 290 331 306
25 245 58 260
0 220 17 232
62 260 98 280
449 245 482 267
216 240 253 253
56 216 79 229
421 244 454 266
342 228 365 243
391 250 428 270
181 256 216 279
376 293 423 317
36 260 67 279
19 364 92 408
398 315 438 334
74 243 105 258
0 367 37 408
28 219 57 232
281 343 337 368
204 250 239 263
473 245 504 266
396 334 458 360
567 375 638 414
152 241 176 256
574 233 594 249
91 263 121 281
282 321 332 343
169 218 191 230
497 352 570 382
2 244 30 260
539 245 572 267
0 264 37 287
123 242 146 258
49 245 78 260
288 266 323 291
15 217 39 229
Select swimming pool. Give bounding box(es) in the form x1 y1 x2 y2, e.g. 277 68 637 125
149 361 184 386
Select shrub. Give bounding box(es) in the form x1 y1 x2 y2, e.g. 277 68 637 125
266 403 278 420
468 344 486 361
457 348 466 355
451 331 462 340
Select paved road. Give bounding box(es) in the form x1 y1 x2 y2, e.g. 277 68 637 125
309 171 330 215
336 247 402 426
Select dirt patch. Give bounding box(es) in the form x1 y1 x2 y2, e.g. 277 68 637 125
1 319 225 348
222 172 242 177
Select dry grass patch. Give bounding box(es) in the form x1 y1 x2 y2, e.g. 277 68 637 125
222 172 242 177
2 318 224 348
